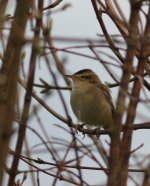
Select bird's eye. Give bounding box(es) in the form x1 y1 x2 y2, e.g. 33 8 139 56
80 75 90 79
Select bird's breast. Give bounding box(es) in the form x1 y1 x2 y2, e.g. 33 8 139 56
70 87 113 128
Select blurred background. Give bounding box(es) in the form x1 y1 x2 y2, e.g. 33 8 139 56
0 0 150 186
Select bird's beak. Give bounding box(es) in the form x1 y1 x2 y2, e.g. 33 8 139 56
64 74 73 79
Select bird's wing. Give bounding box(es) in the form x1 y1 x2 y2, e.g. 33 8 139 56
98 83 116 119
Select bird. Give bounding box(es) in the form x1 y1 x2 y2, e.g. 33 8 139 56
65 69 115 130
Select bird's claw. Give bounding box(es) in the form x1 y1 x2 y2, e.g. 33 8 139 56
75 123 86 138
94 127 100 138
75 123 86 131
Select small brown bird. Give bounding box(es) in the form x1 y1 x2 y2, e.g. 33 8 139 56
66 69 115 130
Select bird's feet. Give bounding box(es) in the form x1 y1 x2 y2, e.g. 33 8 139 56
75 123 86 131
75 123 86 138
94 127 100 138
